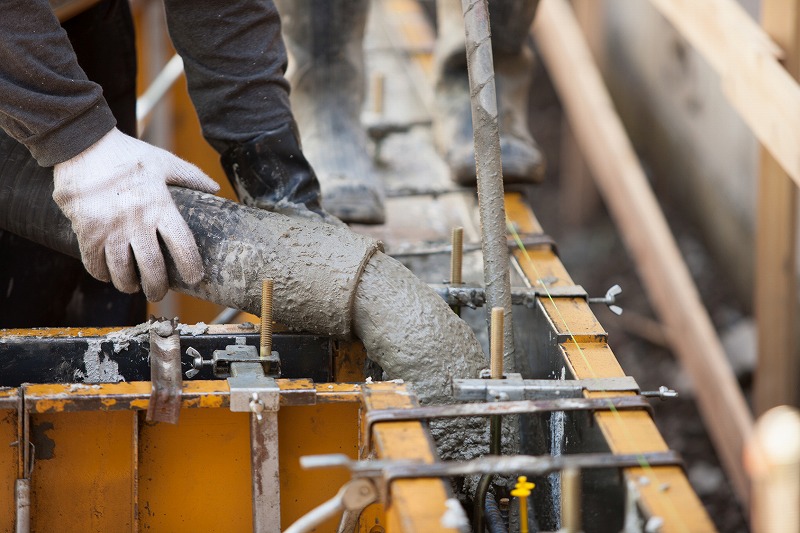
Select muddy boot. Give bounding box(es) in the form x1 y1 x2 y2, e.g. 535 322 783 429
434 0 545 185
221 122 344 226
275 0 385 224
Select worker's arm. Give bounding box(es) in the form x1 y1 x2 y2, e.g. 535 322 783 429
0 0 219 301
161 0 294 153
161 0 341 225
0 0 115 166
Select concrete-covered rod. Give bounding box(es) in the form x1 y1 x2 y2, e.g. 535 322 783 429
460 0 516 369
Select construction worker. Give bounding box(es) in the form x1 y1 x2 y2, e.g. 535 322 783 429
274 0 544 225
0 0 333 327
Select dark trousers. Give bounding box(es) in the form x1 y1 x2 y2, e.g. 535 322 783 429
0 0 146 328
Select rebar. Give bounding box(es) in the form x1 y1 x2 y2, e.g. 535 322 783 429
460 0 515 369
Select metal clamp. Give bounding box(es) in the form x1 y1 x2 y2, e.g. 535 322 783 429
222 340 280 415
185 336 281 380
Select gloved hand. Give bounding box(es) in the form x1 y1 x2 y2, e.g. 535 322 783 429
53 128 220 301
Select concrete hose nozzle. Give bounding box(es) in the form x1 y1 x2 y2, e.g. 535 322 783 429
0 148 486 404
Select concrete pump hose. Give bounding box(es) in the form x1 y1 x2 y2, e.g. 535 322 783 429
0 143 487 406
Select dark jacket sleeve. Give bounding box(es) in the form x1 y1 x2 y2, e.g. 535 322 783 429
162 0 293 153
0 0 116 167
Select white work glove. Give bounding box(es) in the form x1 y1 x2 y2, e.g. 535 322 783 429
53 128 220 301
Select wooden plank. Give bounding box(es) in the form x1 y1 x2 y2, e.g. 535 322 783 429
533 0 754 503
645 0 800 192
362 383 457 533
754 0 800 415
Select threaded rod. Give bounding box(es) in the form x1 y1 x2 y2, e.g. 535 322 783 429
260 279 274 359
450 227 464 285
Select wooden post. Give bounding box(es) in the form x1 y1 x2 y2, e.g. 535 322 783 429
754 0 800 415
533 0 754 502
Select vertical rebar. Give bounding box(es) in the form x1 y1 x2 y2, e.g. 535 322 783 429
260 279 274 359
460 0 515 369
451 227 464 285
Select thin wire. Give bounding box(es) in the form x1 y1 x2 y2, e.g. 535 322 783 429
506 220 689 532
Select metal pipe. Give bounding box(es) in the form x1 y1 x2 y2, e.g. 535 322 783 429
460 0 515 369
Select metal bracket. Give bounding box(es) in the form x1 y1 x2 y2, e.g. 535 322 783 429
220 340 281 415
218 338 282 532
364 396 651 450
299 450 682 506
146 319 182 424
186 336 281 381
453 376 641 402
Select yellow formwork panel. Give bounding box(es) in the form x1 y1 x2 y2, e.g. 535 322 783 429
279 402 360 531
138 408 252 532
30 410 136 532
539 298 607 343
0 402 18 533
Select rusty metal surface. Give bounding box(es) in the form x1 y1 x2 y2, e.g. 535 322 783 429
251 411 281 532
365 396 652 449
146 321 182 424
22 380 319 414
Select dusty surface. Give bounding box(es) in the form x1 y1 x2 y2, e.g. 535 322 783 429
353 251 486 406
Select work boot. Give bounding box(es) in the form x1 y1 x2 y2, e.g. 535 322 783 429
434 0 545 185
221 122 344 226
274 0 386 224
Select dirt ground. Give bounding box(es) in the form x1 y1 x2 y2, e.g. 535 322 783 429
524 48 750 532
